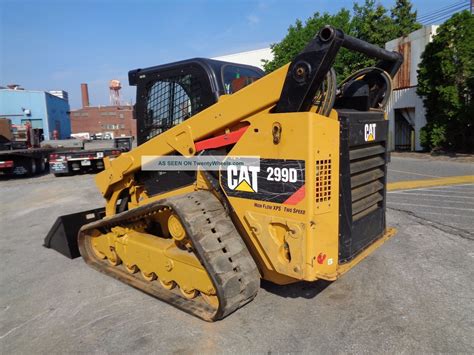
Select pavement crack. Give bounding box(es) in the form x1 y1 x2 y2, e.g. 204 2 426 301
388 207 474 241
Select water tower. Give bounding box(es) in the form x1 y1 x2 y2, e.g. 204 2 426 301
109 79 122 106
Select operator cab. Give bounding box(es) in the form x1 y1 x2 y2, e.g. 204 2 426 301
129 58 264 146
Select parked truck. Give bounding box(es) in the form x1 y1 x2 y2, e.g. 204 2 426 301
0 118 134 177
0 118 53 176
48 136 133 177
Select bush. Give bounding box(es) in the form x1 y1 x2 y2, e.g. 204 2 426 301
420 123 448 150
430 123 447 149
417 11 474 152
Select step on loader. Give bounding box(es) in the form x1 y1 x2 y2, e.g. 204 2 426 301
44 26 402 321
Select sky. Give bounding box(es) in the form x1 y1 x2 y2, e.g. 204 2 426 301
0 0 463 109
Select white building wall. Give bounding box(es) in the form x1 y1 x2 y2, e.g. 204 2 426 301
385 87 426 151
385 26 438 151
385 26 438 86
213 48 273 70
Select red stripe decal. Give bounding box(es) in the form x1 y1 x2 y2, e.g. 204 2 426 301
283 185 306 205
195 126 248 152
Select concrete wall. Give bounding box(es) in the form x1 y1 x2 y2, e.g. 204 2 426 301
213 48 273 70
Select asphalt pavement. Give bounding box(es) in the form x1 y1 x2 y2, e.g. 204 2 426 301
388 155 473 182
0 155 473 353
388 184 473 235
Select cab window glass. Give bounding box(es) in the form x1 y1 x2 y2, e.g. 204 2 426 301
145 74 203 141
222 65 263 94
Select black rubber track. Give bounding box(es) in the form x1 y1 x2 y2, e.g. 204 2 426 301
78 190 260 321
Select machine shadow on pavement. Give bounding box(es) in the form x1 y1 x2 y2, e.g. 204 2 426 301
261 279 332 299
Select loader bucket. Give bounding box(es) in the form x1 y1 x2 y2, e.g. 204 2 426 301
44 207 105 259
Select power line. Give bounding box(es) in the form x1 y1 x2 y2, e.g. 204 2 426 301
417 1 468 20
418 2 470 24
427 8 469 23
419 3 469 22
419 2 468 20
417 0 467 19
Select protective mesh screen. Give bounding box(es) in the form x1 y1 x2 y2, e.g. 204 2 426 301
315 159 332 204
144 74 205 141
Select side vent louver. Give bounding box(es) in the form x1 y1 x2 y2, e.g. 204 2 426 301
315 159 332 204
349 143 385 221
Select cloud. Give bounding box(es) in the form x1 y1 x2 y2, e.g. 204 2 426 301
246 14 260 25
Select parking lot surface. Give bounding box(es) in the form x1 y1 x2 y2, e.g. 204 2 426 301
388 155 473 182
388 184 473 236
0 156 473 353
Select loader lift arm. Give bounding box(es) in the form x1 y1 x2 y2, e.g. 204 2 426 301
274 26 402 113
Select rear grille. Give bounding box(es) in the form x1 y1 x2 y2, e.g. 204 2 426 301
349 143 386 221
337 111 388 264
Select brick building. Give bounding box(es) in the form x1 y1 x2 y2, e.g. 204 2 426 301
70 84 136 139
71 105 136 138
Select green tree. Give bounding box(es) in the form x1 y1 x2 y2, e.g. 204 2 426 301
263 0 421 79
347 0 397 73
391 0 422 38
417 11 474 152
262 9 352 73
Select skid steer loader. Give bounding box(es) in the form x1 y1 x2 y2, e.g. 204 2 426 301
45 26 402 321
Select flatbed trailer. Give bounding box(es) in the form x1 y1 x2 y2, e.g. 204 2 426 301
49 148 122 177
0 147 54 176
48 136 133 177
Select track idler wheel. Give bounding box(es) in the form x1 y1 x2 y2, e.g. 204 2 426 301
91 244 106 260
202 294 219 309
168 214 186 241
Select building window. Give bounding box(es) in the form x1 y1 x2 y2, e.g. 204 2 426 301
73 112 81 117
81 113 89 117
105 124 123 130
